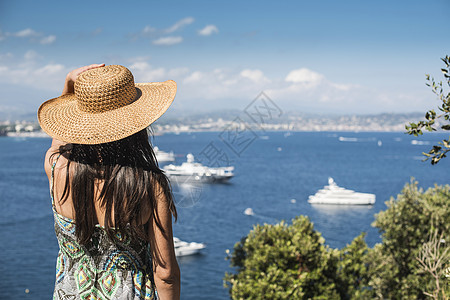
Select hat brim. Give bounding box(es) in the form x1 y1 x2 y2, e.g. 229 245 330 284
38 80 176 144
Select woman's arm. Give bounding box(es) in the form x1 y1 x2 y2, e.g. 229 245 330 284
148 185 180 300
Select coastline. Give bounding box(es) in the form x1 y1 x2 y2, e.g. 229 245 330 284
2 128 445 139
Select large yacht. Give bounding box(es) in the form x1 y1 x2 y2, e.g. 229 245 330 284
154 146 175 162
173 237 205 256
163 154 234 183
308 177 375 205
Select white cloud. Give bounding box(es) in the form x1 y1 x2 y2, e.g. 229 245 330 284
0 62 68 92
34 64 65 75
24 50 39 60
14 28 39 38
128 59 189 82
285 68 324 84
213 68 226 80
164 17 194 33
129 61 168 82
184 71 204 84
129 61 151 71
133 17 194 42
2 28 56 45
40 35 56 45
142 25 156 34
174 66 400 114
259 68 368 113
180 68 271 103
331 82 352 91
139 67 166 81
240 69 269 83
152 36 183 46
198 25 219 36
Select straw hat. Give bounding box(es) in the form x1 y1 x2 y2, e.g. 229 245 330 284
38 65 176 144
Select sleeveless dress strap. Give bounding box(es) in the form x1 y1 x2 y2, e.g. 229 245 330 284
50 154 62 209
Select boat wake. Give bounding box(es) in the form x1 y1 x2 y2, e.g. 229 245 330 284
411 140 430 145
243 208 279 223
338 137 358 142
338 137 378 143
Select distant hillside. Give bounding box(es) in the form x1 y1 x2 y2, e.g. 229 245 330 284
158 109 423 123
156 110 425 126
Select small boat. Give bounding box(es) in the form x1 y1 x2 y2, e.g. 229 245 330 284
163 154 234 183
154 146 175 162
308 177 375 205
244 208 254 215
173 237 205 257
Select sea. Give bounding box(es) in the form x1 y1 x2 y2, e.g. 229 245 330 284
1 131 449 299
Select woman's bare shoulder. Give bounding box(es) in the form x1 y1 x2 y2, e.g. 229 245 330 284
43 139 68 177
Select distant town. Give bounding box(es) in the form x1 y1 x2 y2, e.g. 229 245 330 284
0 111 432 138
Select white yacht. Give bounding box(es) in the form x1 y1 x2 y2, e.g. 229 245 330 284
173 237 205 257
154 146 175 162
308 178 375 205
163 154 234 183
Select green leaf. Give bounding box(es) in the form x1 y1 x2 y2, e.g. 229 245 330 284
406 56 450 164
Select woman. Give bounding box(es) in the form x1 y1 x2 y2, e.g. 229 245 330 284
38 64 180 299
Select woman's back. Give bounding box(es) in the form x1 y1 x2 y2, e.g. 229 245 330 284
45 140 152 227
47 143 157 300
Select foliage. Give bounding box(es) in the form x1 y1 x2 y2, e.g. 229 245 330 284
367 180 450 299
335 233 372 299
416 230 450 299
406 55 450 164
224 216 370 299
225 181 450 299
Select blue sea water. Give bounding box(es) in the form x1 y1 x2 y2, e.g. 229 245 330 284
0 131 449 299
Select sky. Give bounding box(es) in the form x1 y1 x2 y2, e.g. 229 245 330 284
0 0 449 119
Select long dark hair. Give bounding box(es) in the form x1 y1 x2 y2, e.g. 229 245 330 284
51 128 176 245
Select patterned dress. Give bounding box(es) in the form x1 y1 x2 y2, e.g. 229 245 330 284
51 159 157 300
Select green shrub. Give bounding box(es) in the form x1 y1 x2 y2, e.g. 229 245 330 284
224 216 370 299
367 180 449 299
225 181 450 299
